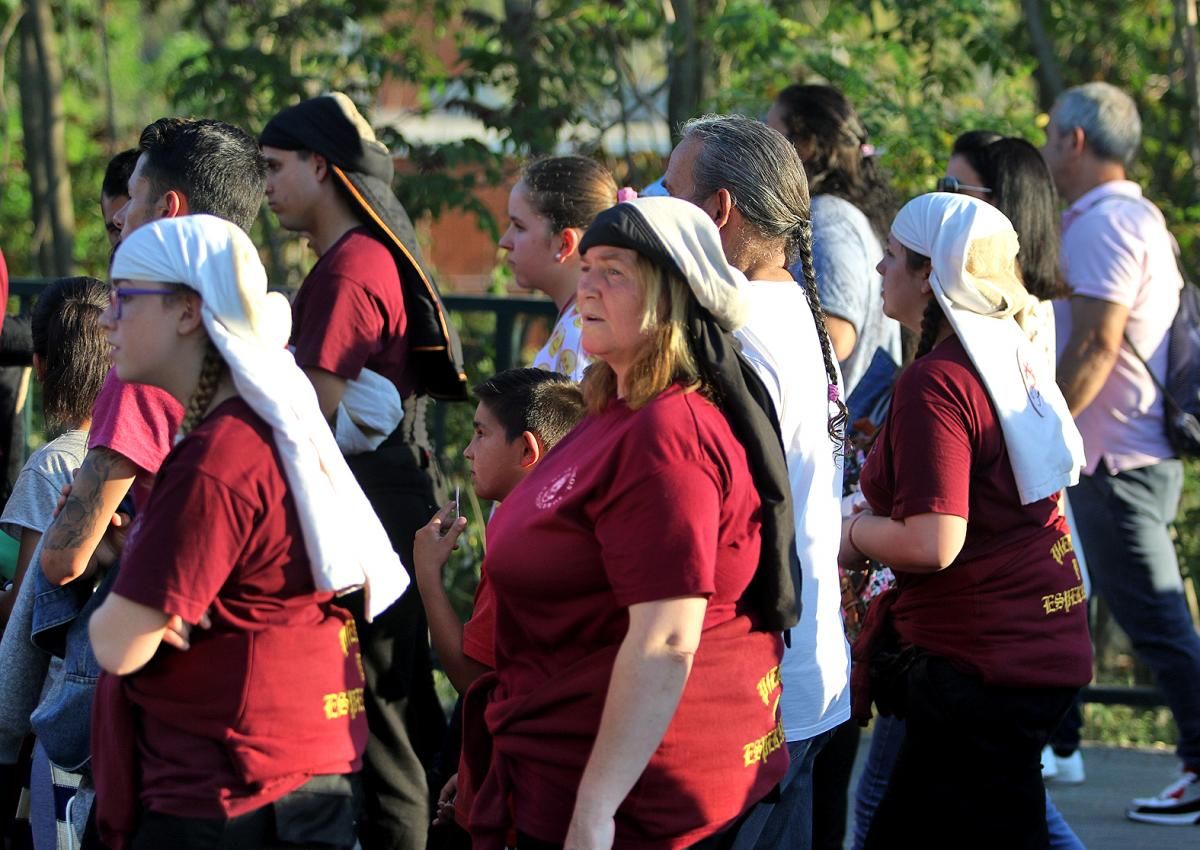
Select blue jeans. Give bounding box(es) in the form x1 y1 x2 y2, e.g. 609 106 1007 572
1045 791 1084 850
732 729 835 850
852 714 905 850
1069 459 1200 767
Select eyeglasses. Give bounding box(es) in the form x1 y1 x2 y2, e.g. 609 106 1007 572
935 176 992 195
108 285 178 320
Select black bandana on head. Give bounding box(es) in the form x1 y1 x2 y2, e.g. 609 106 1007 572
579 202 683 281
260 94 468 401
259 94 394 183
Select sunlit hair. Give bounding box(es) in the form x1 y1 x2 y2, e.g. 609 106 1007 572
522 155 618 234
31 277 110 433
473 367 585 449
580 254 701 414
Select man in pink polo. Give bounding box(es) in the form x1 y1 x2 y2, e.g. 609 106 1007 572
1043 81 1199 826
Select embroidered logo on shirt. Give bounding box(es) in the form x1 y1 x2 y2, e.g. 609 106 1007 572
1016 347 1046 417
535 466 577 509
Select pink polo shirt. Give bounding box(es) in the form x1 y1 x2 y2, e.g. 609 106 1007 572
1053 180 1181 475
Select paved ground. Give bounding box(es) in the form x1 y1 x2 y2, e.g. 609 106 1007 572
1046 746 1196 850
846 741 1196 849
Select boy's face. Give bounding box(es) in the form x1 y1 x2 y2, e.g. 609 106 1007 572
464 401 531 501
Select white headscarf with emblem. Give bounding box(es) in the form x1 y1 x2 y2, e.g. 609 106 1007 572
891 193 1084 504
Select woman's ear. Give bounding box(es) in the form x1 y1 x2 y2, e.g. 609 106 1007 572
557 227 582 263
175 291 205 335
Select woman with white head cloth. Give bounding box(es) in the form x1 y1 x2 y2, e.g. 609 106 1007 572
837 193 1092 849
459 197 797 850
87 214 408 850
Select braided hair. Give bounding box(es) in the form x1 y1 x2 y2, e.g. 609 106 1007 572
682 115 846 445
907 247 944 359
793 220 849 442
178 341 227 437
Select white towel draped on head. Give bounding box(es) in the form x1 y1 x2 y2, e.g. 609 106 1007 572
891 193 1084 504
111 214 408 620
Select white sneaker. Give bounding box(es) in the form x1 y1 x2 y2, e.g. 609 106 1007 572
1051 749 1085 784
1126 770 1200 825
1041 745 1058 780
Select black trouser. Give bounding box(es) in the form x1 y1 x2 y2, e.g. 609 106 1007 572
129 777 356 850
863 655 1075 850
345 440 446 850
517 818 744 850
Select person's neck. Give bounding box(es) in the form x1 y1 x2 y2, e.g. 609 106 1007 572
1064 161 1127 205
169 370 237 417
309 206 365 256
726 236 792 282
541 273 579 313
200 374 238 417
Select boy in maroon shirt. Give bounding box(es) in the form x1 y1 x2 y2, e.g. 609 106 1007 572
414 368 585 693
260 93 467 850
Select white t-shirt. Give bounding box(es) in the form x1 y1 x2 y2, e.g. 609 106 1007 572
734 280 851 741
532 301 590 382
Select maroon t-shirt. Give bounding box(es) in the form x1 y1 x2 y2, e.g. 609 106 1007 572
113 397 367 818
88 369 184 509
478 386 786 848
859 336 1092 688
462 567 496 669
291 227 414 398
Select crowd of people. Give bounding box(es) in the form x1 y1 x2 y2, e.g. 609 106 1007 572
0 76 1193 850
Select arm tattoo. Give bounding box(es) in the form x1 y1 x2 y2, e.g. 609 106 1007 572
43 447 127 553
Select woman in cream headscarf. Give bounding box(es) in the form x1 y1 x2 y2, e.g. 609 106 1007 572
837 193 1091 849
87 215 405 850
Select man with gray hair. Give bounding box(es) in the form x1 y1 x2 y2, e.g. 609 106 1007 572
663 115 851 849
1043 81 1199 825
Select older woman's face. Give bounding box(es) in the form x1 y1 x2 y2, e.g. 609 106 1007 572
578 245 648 375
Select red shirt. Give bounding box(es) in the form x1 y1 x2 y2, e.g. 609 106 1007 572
478 386 786 848
88 369 184 508
291 227 414 398
112 398 367 818
462 567 496 668
859 337 1092 688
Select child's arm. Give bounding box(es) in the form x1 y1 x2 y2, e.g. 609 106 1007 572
413 503 489 694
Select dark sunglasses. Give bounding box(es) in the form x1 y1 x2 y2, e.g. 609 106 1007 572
935 176 992 195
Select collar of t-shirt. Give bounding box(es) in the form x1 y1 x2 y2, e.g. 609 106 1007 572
1061 179 1143 231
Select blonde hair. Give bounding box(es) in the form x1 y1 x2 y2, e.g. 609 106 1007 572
580 254 703 413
